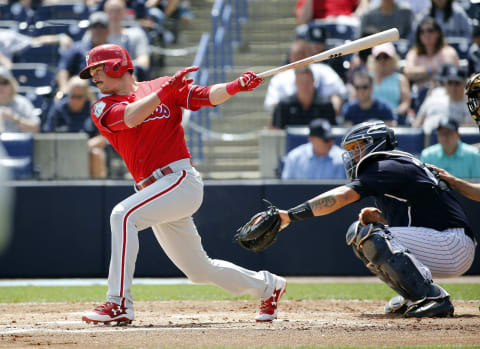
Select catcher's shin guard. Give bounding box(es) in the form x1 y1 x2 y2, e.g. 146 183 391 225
346 221 443 302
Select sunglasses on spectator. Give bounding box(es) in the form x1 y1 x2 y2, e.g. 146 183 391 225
354 84 370 90
70 94 86 99
0 79 10 86
420 27 437 34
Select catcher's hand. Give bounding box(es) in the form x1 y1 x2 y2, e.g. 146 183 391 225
233 200 288 253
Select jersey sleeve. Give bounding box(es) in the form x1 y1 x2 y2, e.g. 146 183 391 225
175 84 213 111
91 98 130 133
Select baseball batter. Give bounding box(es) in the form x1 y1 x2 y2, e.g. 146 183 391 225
273 121 476 317
79 44 286 324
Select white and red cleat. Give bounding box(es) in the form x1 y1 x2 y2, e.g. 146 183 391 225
255 277 287 322
82 302 134 325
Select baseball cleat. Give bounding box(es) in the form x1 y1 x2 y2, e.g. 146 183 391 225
385 295 409 314
82 301 134 325
255 277 286 322
404 296 454 318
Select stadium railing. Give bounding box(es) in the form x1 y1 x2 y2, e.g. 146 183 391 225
185 0 248 161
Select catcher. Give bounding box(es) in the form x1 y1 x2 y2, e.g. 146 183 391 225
236 120 477 318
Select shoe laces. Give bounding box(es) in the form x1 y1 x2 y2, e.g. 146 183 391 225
259 297 274 312
94 302 114 312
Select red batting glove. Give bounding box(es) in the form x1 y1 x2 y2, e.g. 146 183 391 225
226 71 264 95
156 66 199 99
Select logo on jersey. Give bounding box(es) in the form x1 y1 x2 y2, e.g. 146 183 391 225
144 104 171 122
93 101 106 118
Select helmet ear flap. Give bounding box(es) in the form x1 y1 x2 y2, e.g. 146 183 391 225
386 128 398 150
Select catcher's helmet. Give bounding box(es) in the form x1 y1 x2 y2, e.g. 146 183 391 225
79 44 134 79
341 121 397 180
465 72 480 125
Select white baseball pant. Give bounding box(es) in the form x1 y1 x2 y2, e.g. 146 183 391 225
106 159 280 308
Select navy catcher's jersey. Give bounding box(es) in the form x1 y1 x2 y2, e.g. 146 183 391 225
345 152 475 240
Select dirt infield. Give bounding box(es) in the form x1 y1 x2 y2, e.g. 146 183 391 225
0 299 479 348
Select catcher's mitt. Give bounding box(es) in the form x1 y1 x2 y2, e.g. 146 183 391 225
233 200 288 253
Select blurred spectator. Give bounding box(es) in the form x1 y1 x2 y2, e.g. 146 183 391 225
403 17 458 111
56 11 109 97
43 77 108 178
467 20 480 75
346 26 376 87
0 66 39 133
412 63 474 133
264 39 346 116
416 0 472 43
369 42 411 124
0 28 72 69
104 0 151 81
342 70 396 127
420 118 480 178
302 21 348 81
272 66 336 129
360 0 414 40
281 118 345 179
295 0 369 25
5 0 37 24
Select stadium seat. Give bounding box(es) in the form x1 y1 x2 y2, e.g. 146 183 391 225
34 3 90 21
10 63 55 88
0 133 34 179
447 37 471 60
392 127 425 157
13 43 60 66
32 19 88 41
429 126 480 146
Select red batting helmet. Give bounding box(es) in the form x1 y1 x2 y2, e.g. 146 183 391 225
79 44 134 79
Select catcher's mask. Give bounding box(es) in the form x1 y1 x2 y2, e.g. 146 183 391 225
79 44 134 79
341 121 397 180
465 72 480 129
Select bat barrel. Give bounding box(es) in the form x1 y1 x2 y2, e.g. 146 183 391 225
258 28 400 78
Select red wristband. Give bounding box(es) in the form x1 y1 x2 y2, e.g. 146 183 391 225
226 79 240 95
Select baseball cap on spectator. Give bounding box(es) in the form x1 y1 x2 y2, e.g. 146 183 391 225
372 42 396 57
309 119 333 140
437 118 459 132
88 11 108 27
444 64 468 82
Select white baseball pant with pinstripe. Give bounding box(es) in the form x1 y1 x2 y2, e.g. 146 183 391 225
387 226 476 296
105 161 280 309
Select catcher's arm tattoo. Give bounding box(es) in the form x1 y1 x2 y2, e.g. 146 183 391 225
279 185 360 225
308 185 360 216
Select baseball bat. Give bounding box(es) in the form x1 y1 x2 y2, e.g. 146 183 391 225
258 28 400 78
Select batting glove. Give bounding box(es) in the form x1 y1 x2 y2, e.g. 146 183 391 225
156 66 199 99
226 71 264 95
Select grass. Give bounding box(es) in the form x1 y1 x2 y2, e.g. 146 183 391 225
0 282 478 303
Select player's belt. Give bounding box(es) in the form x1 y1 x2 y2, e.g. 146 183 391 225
136 158 193 191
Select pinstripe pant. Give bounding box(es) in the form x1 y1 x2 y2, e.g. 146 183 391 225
388 227 476 279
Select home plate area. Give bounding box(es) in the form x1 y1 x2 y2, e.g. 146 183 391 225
0 300 479 348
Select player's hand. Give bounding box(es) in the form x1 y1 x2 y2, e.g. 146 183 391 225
425 163 456 185
169 66 199 89
226 71 264 95
359 207 387 226
157 66 199 100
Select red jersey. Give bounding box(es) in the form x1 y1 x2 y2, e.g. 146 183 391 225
296 0 359 20
90 77 212 182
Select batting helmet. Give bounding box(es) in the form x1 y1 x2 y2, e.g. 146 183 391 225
341 121 397 180
79 44 134 79
465 72 480 124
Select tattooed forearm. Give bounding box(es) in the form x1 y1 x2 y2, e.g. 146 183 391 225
310 195 336 211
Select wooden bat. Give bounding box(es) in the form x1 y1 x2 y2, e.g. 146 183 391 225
258 28 400 78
